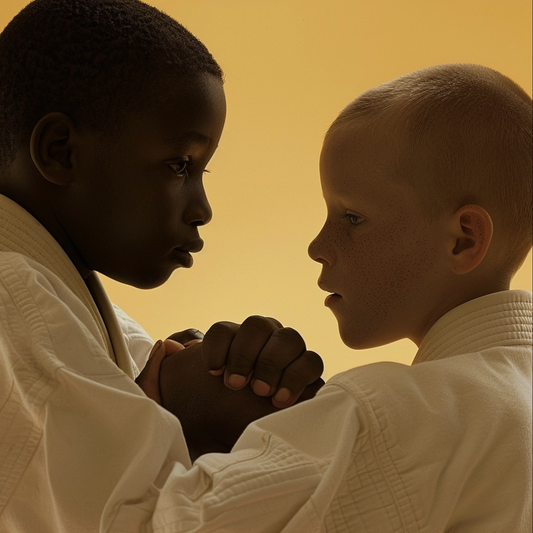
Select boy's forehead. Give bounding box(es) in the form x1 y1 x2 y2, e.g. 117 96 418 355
320 121 423 205
141 71 225 114
116 72 226 140
321 121 400 179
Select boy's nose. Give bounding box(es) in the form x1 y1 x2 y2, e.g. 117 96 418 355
308 228 334 267
183 189 213 227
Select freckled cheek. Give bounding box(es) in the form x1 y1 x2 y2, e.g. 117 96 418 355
336 234 381 287
338 220 424 291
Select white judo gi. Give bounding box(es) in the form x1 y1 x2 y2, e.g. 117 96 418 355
0 194 531 532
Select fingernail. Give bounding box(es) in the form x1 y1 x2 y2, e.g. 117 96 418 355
252 380 271 396
149 340 163 360
274 388 291 404
228 374 246 389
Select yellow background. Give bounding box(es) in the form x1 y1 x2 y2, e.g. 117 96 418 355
1 1 531 380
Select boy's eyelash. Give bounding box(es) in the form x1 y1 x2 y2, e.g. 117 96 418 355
346 213 365 226
168 159 211 177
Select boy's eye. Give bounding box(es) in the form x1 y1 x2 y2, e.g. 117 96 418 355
347 213 365 226
168 158 191 177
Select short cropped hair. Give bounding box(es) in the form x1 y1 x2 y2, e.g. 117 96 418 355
0 0 223 169
328 64 532 275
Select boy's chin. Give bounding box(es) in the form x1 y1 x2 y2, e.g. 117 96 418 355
338 324 398 351
102 266 175 290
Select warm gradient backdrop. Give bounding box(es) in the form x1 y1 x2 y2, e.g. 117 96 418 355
1 1 531 380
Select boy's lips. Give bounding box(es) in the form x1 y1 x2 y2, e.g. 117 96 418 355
317 279 339 295
171 248 193 268
178 239 204 254
317 279 342 307
324 293 342 308
172 239 204 268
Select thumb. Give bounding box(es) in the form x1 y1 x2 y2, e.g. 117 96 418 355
163 338 186 355
136 339 185 404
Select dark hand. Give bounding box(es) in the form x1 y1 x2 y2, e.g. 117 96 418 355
202 315 324 408
159 342 323 461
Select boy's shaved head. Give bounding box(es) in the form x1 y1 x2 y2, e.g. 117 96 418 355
328 64 532 276
0 0 223 169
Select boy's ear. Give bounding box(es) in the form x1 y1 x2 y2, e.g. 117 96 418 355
449 204 493 275
30 112 77 185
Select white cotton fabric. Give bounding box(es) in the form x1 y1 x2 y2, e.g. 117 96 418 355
0 194 531 532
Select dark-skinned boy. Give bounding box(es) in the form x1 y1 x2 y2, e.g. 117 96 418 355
0 1 323 531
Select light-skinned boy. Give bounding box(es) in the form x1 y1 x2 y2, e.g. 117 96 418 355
0 1 325 531
119 64 531 531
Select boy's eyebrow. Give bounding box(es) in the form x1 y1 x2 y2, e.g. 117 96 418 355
163 131 211 147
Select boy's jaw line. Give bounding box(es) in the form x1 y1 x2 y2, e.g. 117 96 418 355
55 208 205 278
316 273 439 349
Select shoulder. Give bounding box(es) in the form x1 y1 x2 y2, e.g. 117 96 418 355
322 362 422 437
0 251 94 330
0 251 74 336
0 250 58 293
315 351 531 527
324 349 531 440
0 251 119 377
324 360 415 403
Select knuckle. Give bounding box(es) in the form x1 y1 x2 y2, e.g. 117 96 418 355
265 316 284 328
205 321 237 341
253 358 283 379
168 328 204 343
279 366 307 391
227 351 255 373
273 327 305 350
242 315 278 334
184 328 204 339
304 351 325 377
277 351 324 393
202 323 236 369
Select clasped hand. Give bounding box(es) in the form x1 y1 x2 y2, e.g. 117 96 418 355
136 316 324 461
